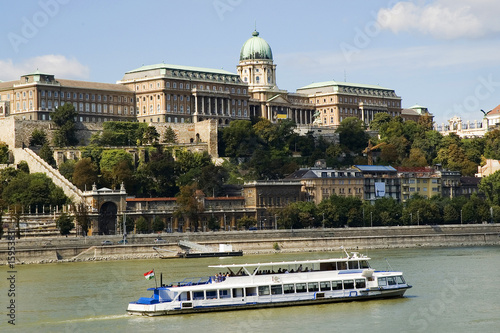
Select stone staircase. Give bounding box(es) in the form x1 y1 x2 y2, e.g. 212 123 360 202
12 148 84 203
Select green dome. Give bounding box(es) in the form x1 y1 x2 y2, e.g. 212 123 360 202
239 30 273 61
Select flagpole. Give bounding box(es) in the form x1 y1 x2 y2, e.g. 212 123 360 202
154 269 158 289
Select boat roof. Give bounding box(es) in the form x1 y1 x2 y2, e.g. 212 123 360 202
209 255 370 269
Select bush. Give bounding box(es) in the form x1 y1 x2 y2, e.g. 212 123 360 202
135 216 149 234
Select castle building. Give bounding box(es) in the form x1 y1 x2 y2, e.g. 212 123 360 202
117 64 250 125
237 31 316 125
296 81 402 127
0 30 407 129
0 71 136 122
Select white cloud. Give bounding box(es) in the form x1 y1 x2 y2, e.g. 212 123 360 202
377 0 500 39
0 55 89 81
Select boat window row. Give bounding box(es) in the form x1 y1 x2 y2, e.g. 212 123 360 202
187 279 368 301
378 276 405 286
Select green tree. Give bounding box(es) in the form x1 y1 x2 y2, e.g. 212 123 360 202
72 157 99 190
56 213 74 236
163 126 177 143
151 216 164 232
0 142 9 164
135 147 178 197
478 171 500 206
17 161 29 173
39 143 57 168
135 216 149 233
29 128 48 146
175 183 204 232
237 216 257 230
221 120 258 157
73 202 91 236
335 117 369 154
484 129 500 159
143 126 160 145
59 159 76 182
52 103 78 147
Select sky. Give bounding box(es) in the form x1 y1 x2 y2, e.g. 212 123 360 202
1 0 500 125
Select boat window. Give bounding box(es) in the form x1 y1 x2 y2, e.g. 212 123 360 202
338 262 347 270
233 288 244 298
348 261 359 269
206 290 217 299
360 260 370 269
179 292 191 301
258 286 270 296
320 281 331 291
387 277 396 286
219 289 231 299
245 287 257 296
296 283 307 293
271 285 283 295
378 277 387 286
308 282 319 292
396 276 405 285
343 280 355 289
193 291 204 300
283 284 295 294
331 281 342 290
355 279 366 289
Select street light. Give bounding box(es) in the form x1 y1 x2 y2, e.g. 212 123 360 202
370 211 373 228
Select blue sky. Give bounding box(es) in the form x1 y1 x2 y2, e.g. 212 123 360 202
1 0 500 124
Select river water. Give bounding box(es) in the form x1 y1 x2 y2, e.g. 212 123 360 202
1 246 499 333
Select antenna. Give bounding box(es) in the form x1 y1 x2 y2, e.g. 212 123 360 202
344 70 346 82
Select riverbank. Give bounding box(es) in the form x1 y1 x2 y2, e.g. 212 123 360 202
1 224 499 265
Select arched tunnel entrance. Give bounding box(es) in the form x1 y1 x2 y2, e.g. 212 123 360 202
98 201 117 235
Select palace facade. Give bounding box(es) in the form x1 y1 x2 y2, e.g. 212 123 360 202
0 30 406 128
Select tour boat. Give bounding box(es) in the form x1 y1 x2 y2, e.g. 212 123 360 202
127 250 412 316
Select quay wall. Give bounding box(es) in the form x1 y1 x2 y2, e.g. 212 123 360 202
1 224 499 264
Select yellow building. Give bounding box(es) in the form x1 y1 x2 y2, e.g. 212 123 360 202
118 64 250 125
0 71 135 122
296 81 402 127
396 167 441 202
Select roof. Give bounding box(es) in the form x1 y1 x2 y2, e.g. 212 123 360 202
354 165 397 172
209 256 370 269
125 63 237 76
57 79 133 92
297 80 392 91
486 104 500 116
239 30 273 61
395 167 435 173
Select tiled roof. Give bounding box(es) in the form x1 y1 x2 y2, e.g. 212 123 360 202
487 104 500 116
125 63 237 76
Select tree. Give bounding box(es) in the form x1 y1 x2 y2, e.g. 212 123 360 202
72 157 99 190
73 202 91 236
484 129 500 159
237 216 257 230
39 143 57 168
163 126 177 143
29 128 48 146
135 216 149 233
175 183 204 232
56 213 74 236
143 126 160 145
335 117 369 154
478 171 500 206
52 103 78 147
221 120 258 157
151 216 164 232
59 159 76 182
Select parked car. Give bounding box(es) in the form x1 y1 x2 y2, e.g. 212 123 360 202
154 238 167 244
117 239 128 244
101 240 113 246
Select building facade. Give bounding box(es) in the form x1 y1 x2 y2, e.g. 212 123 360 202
353 165 400 203
285 167 364 205
118 64 250 125
0 71 136 122
296 81 402 127
396 167 441 202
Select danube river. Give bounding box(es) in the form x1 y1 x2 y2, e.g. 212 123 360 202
1 246 499 332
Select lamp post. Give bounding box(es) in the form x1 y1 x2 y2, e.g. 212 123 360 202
370 211 373 228
322 212 325 229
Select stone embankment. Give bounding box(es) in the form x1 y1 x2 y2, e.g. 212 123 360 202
1 224 499 265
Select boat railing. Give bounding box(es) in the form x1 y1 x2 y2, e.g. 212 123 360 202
173 276 213 287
